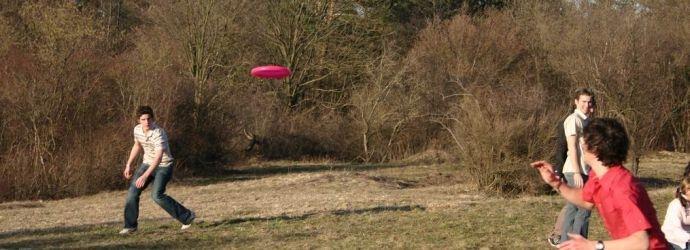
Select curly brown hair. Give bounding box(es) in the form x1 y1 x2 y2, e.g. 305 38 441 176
582 118 629 166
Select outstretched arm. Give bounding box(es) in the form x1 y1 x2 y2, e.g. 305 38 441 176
530 161 593 210
135 148 163 188
559 231 649 250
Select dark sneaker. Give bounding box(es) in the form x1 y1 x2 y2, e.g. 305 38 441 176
547 233 561 246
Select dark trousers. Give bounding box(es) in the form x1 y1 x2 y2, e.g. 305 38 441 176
123 163 193 229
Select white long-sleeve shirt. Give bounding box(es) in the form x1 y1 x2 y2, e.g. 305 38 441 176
662 198 690 247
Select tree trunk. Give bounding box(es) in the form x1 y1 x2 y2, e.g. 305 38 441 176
631 150 640 176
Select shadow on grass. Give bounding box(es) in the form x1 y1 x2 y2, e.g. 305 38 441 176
0 222 118 248
0 222 115 241
0 218 167 243
181 162 408 186
638 177 678 189
90 234 282 249
0 218 199 249
204 204 426 228
0 204 425 249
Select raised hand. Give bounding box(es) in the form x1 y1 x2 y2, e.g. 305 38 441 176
530 161 560 187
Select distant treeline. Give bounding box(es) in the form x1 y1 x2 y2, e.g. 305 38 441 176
0 0 687 201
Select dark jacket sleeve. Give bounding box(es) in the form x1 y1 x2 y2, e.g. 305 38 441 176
551 117 568 174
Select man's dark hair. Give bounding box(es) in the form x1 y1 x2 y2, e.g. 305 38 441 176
136 106 155 120
573 87 595 100
583 118 629 166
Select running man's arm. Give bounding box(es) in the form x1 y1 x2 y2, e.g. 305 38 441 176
126 140 142 168
559 231 649 250
141 148 163 177
134 148 162 188
123 140 142 179
530 160 594 210
142 129 167 177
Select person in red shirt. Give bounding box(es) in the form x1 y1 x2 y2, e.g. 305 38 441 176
532 118 668 250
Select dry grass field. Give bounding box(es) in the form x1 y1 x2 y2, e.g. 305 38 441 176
0 152 688 249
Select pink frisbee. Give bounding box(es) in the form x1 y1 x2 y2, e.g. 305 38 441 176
250 65 291 79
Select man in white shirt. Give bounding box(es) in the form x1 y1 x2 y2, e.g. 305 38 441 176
548 100 597 246
559 88 595 243
119 106 195 234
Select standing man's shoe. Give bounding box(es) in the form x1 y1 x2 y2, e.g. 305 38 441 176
547 233 561 246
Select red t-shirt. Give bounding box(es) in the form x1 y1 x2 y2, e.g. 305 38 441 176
582 165 668 249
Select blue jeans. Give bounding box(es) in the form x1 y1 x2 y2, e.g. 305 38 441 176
123 163 193 229
561 173 591 242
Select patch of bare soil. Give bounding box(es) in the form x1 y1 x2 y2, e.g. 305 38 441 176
354 171 458 189
355 173 419 189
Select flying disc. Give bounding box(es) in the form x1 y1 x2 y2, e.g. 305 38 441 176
250 65 291 79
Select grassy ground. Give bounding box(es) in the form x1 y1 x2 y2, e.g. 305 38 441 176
0 152 688 249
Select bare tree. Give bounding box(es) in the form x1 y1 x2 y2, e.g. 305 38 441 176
150 0 247 124
348 46 418 161
256 0 385 110
533 1 686 174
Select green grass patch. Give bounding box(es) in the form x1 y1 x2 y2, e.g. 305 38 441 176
0 190 675 249
1 152 686 249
